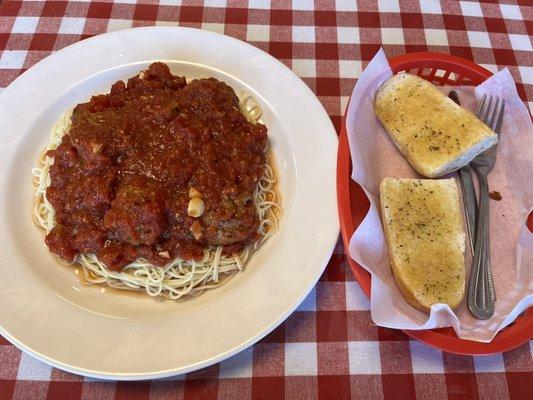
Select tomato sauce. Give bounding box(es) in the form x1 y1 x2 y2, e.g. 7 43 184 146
45 62 268 270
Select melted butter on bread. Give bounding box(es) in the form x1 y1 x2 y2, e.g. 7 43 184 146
380 177 466 312
375 73 498 178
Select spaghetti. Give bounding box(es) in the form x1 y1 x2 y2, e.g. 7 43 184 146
33 76 281 300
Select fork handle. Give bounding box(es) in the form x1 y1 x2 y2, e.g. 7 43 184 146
459 165 477 255
468 171 496 319
449 91 477 257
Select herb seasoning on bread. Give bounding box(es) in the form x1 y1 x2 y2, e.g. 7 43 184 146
375 73 498 178
380 177 466 312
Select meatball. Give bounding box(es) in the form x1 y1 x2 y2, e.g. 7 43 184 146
103 177 167 246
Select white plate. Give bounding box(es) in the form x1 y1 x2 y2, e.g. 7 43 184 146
0 27 338 380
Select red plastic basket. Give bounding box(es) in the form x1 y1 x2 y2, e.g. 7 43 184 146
337 52 533 355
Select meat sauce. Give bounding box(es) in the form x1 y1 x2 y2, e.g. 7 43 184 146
45 62 268 270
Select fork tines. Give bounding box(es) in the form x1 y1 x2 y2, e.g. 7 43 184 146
476 94 505 132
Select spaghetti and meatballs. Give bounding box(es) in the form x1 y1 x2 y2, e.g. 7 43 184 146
33 62 281 299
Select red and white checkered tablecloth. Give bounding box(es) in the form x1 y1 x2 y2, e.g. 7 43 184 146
0 1 532 399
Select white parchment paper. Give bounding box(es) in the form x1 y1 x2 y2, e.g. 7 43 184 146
347 49 533 342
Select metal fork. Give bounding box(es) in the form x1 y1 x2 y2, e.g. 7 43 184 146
468 94 505 320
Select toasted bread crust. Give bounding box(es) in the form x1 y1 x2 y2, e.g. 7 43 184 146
375 73 498 177
380 178 466 312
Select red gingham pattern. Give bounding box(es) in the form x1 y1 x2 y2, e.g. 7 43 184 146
1 1 532 399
